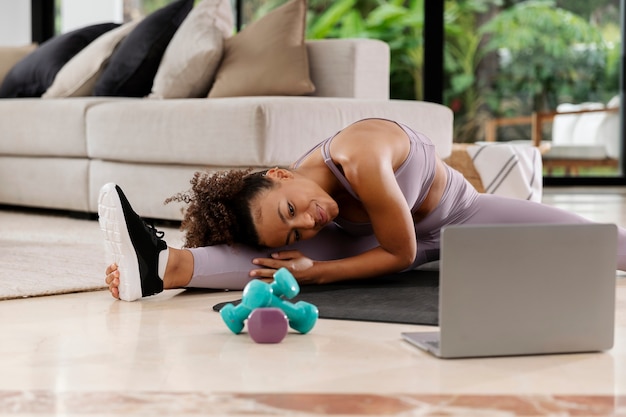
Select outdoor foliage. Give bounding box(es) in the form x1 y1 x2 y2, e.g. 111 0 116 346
442 0 502 142
306 0 620 143
307 0 425 100
481 0 609 114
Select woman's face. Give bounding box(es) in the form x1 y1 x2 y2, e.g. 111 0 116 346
253 168 338 248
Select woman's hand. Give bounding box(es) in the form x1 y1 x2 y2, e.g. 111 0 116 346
250 250 318 284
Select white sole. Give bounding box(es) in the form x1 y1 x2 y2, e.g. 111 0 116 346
98 183 142 302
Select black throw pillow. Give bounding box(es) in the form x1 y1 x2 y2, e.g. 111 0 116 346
0 23 120 98
93 0 194 97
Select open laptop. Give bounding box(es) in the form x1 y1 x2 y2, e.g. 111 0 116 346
402 223 617 359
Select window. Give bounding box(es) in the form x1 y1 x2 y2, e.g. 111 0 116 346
443 1 623 183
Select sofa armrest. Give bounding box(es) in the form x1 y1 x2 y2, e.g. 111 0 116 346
306 39 390 99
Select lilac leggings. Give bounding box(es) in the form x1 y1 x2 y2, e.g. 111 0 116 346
187 167 626 289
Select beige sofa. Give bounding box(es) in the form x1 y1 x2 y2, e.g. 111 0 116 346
0 39 453 221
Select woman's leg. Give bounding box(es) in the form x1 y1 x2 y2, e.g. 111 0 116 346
414 165 626 271
99 183 380 298
461 193 626 270
188 223 380 290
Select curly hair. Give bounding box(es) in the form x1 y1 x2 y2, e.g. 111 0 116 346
165 169 275 249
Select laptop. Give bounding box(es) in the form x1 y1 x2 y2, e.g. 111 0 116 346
402 223 617 359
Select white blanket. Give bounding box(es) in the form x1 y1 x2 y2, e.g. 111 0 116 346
466 143 543 202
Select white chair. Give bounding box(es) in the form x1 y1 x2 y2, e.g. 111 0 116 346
485 96 620 175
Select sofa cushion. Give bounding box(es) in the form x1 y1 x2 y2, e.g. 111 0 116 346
0 44 38 86
0 98 119 157
550 101 620 160
207 0 315 98
543 145 609 160
0 23 119 98
86 97 453 166
43 21 140 98
0 156 90 212
89 160 203 219
306 39 390 99
149 0 234 99
93 0 193 97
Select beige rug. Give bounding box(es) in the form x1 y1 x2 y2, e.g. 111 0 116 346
0 209 183 300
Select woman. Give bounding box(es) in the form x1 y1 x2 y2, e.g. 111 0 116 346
99 118 626 301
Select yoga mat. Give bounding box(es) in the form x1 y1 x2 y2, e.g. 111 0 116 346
212 270 439 326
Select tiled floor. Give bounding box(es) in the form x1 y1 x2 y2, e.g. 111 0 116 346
1 187 625 416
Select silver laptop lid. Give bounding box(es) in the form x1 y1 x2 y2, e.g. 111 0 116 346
437 223 617 358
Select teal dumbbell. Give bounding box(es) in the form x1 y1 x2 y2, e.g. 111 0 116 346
220 268 318 334
220 268 300 333
270 268 300 299
268 298 317 334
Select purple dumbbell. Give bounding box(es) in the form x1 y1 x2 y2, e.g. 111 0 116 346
247 308 289 343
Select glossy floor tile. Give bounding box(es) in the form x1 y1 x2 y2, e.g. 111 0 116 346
1 187 625 416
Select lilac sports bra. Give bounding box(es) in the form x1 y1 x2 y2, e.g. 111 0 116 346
293 119 436 236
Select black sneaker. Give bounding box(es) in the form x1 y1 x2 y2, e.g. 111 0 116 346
98 183 167 301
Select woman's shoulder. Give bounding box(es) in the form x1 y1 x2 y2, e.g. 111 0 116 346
346 118 399 130
330 119 411 173
333 118 408 152
338 118 409 141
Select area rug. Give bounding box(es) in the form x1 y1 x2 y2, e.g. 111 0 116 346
0 210 108 300
213 270 440 326
0 209 183 300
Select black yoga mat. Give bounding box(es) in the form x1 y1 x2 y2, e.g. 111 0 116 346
212 270 439 326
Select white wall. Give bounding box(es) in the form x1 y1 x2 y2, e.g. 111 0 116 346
0 0 125 45
0 0 31 46
60 0 123 33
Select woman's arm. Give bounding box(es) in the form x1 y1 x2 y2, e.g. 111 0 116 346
258 245 414 284
253 119 420 283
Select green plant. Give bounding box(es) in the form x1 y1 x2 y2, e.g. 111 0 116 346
480 0 608 113
307 0 425 100
443 0 502 142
